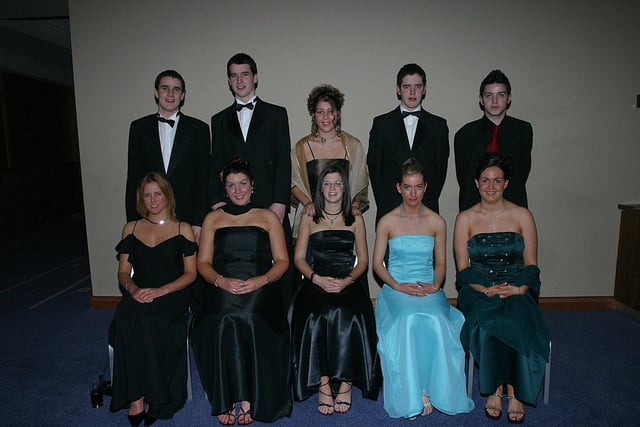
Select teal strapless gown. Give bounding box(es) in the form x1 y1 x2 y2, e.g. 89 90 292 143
457 232 550 406
375 235 474 418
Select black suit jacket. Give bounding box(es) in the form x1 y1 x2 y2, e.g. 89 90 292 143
454 115 533 211
367 107 449 222
125 113 211 226
208 98 291 210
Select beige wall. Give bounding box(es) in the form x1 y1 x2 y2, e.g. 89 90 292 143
69 0 640 298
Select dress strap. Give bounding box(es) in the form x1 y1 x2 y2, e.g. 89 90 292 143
132 220 138 233
178 221 182 235
306 139 316 159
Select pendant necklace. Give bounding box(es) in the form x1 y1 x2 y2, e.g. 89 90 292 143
318 133 337 145
145 216 169 225
323 208 343 225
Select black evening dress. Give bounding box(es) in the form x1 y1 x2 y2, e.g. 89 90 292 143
456 232 550 405
191 226 292 422
291 230 381 401
109 223 196 419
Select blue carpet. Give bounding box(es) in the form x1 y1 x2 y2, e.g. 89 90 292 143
1 215 639 426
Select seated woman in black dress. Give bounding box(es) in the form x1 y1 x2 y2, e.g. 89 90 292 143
191 159 291 425
454 153 550 424
292 162 381 416
109 172 197 426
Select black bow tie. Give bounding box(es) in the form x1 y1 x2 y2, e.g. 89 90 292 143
157 116 175 128
236 102 254 111
401 110 421 119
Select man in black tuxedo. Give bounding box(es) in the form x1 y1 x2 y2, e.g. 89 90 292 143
454 69 533 211
367 63 449 224
208 53 294 305
208 53 291 219
125 70 211 239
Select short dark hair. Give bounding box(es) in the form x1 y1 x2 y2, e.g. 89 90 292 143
396 63 427 101
398 157 425 184
227 53 258 88
473 152 513 181
154 70 186 107
479 69 511 111
136 172 177 220
313 161 355 226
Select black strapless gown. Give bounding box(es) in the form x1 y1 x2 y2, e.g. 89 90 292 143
291 230 381 401
190 226 292 422
109 233 196 419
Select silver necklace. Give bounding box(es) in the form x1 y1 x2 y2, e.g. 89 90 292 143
145 216 169 225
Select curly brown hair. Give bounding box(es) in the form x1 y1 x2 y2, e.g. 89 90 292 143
306 84 344 115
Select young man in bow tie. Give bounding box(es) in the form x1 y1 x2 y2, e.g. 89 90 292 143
454 69 533 211
208 52 295 303
367 63 450 224
208 53 291 221
125 69 211 241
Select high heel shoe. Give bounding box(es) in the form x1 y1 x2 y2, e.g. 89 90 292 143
144 413 157 426
127 411 145 427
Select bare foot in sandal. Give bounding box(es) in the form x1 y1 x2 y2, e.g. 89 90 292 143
485 385 504 420
238 401 253 425
317 377 334 415
506 385 525 424
422 395 433 416
334 381 352 413
217 405 236 425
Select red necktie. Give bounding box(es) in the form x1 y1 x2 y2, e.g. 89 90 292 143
486 124 500 153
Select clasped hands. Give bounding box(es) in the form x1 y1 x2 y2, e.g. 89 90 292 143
313 274 350 293
396 281 438 297
220 277 261 295
484 282 522 299
132 287 166 303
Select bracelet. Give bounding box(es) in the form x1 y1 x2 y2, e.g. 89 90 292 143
347 274 355 284
214 275 223 287
123 282 130 292
310 272 316 282
265 273 271 284
484 287 490 296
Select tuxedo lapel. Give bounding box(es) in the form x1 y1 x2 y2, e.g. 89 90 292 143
225 107 244 143
245 98 265 145
411 115 431 152
391 109 411 153
145 117 165 173
167 119 188 176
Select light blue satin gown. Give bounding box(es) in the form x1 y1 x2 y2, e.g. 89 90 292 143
375 235 474 418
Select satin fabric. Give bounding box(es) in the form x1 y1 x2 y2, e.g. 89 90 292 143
109 233 196 419
376 235 474 418
191 226 292 422
456 232 550 405
291 230 381 401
